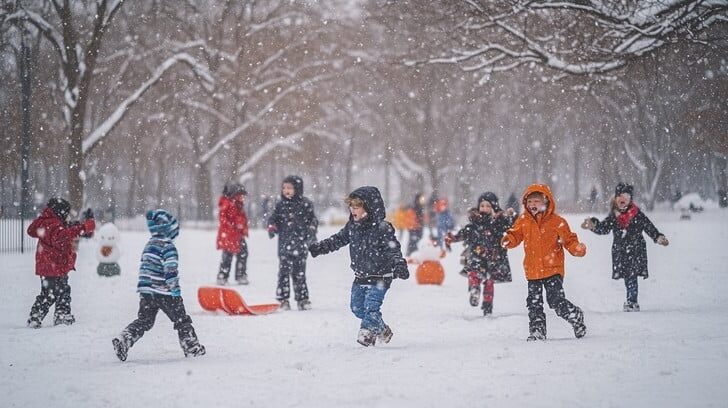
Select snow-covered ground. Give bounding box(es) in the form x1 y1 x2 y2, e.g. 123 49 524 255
1 211 727 408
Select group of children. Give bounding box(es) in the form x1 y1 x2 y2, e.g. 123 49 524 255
25 178 669 360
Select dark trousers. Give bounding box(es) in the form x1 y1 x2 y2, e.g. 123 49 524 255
218 240 248 279
276 255 308 301
120 293 200 350
624 276 639 303
527 275 582 336
29 276 72 322
407 228 423 256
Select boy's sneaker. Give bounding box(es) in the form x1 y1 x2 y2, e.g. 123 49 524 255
482 302 493 316
378 325 393 344
527 329 547 342
53 314 75 326
623 301 640 312
458 270 468 277
27 319 41 329
112 337 129 362
572 309 587 339
279 300 291 311
297 299 312 311
468 288 480 307
236 275 249 285
216 273 227 286
357 329 376 347
183 343 206 358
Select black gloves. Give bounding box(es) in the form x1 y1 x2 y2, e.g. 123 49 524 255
394 264 410 280
309 242 323 258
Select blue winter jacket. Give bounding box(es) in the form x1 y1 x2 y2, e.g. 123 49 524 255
137 210 181 296
310 186 408 284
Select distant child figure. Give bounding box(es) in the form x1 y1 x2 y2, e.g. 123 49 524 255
501 184 587 341
432 198 455 250
267 176 318 311
406 192 427 256
216 182 250 285
445 192 514 315
308 186 409 346
26 198 95 328
112 210 205 361
581 183 669 311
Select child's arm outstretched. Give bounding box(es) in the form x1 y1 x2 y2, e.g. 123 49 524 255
308 224 350 257
639 213 669 246
557 217 587 257
501 216 525 249
581 214 615 235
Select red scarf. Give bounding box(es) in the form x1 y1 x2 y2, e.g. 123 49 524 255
616 203 639 229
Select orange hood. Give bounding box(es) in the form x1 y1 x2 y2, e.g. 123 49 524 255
522 183 556 217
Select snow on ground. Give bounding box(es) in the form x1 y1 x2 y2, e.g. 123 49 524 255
1 211 727 408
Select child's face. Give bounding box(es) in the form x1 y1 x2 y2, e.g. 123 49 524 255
281 183 295 199
350 205 367 222
234 193 246 204
479 200 493 215
615 193 631 211
526 196 546 215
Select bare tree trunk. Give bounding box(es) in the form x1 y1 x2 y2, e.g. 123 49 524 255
195 163 212 220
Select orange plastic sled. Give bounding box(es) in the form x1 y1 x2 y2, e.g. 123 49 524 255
198 286 279 316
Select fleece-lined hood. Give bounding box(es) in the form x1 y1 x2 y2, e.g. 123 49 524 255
349 186 386 223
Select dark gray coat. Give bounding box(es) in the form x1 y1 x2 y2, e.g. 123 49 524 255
589 205 663 280
267 176 318 258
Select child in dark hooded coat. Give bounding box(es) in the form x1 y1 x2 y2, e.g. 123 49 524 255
309 186 409 347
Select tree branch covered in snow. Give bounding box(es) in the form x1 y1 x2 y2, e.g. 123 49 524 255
411 0 728 80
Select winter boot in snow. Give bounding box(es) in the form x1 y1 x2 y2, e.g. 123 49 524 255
527 329 547 342
279 299 291 311
236 274 249 285
571 308 587 339
180 337 206 358
623 301 640 312
297 299 312 311
481 302 493 316
112 334 132 362
468 272 481 307
27 318 42 329
53 313 75 326
216 273 227 286
357 328 376 347
378 325 393 344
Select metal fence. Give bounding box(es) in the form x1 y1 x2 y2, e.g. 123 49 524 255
0 217 36 254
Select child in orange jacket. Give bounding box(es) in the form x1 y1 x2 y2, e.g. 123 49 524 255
501 184 587 341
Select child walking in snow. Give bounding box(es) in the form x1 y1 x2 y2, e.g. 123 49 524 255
267 175 318 311
308 186 410 346
501 184 587 341
26 198 95 328
216 182 250 285
112 210 205 361
581 183 669 311
445 192 514 315
432 198 455 250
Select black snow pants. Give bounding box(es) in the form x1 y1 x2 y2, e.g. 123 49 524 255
276 255 309 302
527 275 582 336
119 293 201 351
29 276 72 322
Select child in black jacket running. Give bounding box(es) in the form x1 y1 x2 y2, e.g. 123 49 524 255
308 186 409 346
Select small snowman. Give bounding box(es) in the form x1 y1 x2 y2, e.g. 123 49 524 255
96 223 121 276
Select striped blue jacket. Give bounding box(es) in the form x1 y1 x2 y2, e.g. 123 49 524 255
138 209 181 296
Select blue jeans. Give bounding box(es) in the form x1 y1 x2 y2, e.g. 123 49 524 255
350 282 388 333
624 276 639 303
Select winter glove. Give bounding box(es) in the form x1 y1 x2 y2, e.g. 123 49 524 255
581 218 595 230
444 232 455 249
574 243 587 257
267 225 277 239
656 235 669 246
308 242 323 258
394 263 410 280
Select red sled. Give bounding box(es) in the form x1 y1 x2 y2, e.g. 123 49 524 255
197 286 279 316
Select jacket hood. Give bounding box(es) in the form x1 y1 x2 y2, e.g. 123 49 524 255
146 209 179 240
283 175 304 199
478 192 501 212
522 184 556 216
350 186 386 222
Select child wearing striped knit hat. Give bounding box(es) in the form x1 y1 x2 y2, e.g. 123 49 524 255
112 209 205 361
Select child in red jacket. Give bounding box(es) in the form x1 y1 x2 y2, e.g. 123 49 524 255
26 198 95 328
216 183 250 285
